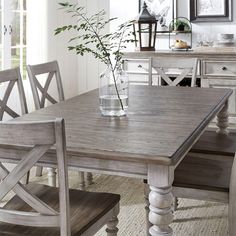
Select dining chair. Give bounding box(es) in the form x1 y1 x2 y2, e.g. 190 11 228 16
27 60 91 188
151 57 236 233
151 57 198 87
27 60 64 110
0 67 28 120
173 142 236 235
171 60 236 213
170 65 236 235
0 119 120 236
0 67 29 183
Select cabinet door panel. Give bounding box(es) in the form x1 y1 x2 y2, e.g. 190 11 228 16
202 78 236 124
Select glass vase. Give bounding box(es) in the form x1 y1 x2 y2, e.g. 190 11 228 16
99 65 129 117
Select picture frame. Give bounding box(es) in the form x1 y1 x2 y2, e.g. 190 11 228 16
139 0 177 33
189 0 232 22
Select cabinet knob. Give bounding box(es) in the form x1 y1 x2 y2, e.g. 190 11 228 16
138 64 142 68
222 66 227 71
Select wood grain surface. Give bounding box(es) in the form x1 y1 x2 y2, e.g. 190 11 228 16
0 183 120 236
14 85 232 165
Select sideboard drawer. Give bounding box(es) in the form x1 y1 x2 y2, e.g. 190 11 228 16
124 59 150 73
203 60 236 77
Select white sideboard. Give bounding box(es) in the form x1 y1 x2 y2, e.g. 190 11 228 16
123 47 236 125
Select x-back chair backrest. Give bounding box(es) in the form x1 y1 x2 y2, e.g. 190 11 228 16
0 119 70 235
27 60 65 110
0 68 28 120
152 57 198 87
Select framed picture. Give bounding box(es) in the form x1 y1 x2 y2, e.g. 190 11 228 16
190 0 232 22
139 0 177 33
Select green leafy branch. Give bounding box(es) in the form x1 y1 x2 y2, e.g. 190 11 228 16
55 2 135 71
55 2 136 110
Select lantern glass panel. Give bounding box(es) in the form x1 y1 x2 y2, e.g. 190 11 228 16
139 23 150 48
133 21 157 50
150 23 155 46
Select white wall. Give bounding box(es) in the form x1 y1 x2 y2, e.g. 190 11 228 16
27 0 78 101
178 1 236 47
27 0 236 99
110 0 236 49
77 0 110 94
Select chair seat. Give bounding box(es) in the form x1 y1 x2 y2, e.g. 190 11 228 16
174 130 236 192
0 184 120 236
191 130 236 156
174 150 233 192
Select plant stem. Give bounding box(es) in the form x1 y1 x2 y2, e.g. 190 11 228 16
111 67 124 110
113 23 127 71
76 9 124 110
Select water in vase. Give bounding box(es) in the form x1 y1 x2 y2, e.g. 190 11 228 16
100 94 128 116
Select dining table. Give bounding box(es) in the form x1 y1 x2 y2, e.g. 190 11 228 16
0 85 232 236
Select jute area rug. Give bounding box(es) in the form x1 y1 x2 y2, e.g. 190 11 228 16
85 174 228 236
69 171 228 236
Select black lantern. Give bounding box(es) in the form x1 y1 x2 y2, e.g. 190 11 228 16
133 2 157 51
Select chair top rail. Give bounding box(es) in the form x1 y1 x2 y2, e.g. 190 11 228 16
27 61 59 75
152 57 198 69
0 120 60 146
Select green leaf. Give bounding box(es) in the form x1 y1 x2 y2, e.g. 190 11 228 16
55 2 135 69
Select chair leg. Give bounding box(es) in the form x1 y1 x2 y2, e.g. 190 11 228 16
35 166 43 177
144 182 152 236
21 171 30 184
78 172 85 190
229 154 236 236
174 197 179 211
87 172 94 185
106 214 119 236
47 168 57 187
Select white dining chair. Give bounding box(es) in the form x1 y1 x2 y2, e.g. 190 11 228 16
144 57 199 214
151 57 198 87
0 119 120 236
27 60 91 188
0 67 29 183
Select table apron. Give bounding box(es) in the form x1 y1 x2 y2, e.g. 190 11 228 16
0 148 148 179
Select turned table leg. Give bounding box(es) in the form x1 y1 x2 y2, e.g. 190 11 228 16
216 100 229 135
144 182 152 236
106 216 119 236
148 165 174 236
173 197 179 211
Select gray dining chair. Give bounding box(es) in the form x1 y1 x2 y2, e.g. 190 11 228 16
0 67 29 183
27 60 92 188
151 57 236 235
0 119 120 236
0 67 27 120
173 141 236 235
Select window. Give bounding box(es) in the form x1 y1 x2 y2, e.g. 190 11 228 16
0 0 27 78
